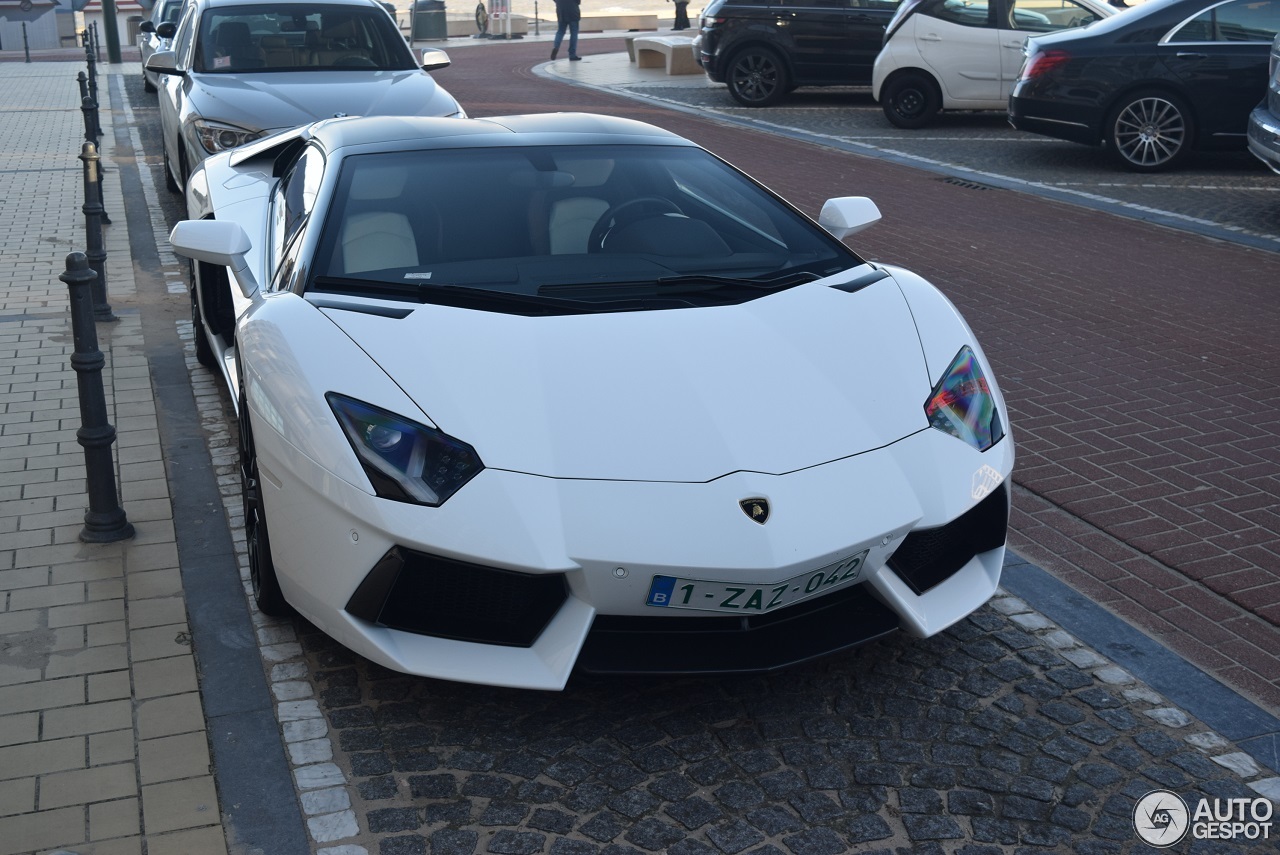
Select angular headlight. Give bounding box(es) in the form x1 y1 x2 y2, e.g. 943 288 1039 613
192 119 264 153
327 394 483 506
924 346 1004 452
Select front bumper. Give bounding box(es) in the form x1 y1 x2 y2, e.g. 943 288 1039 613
257 419 1013 690
1247 104 1280 175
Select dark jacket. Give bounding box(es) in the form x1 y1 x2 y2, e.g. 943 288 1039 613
554 0 580 22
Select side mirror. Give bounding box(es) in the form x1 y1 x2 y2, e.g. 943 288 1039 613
156 21 176 38
139 20 155 33
145 49 181 75
169 220 261 300
420 47 451 71
818 196 882 240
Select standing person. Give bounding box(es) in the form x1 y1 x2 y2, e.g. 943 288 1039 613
551 0 581 60
672 0 690 30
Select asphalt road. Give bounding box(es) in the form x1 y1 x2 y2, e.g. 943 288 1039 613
612 83 1280 251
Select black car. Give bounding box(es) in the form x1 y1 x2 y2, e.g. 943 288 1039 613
1008 0 1280 171
699 0 902 107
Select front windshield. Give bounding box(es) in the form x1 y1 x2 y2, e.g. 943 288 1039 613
196 3 413 73
308 145 861 310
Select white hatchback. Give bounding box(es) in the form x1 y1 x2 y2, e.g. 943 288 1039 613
873 0 1114 128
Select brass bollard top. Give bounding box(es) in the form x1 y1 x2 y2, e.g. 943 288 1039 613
80 141 99 182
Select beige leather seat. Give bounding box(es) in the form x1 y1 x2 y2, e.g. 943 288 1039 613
336 164 419 274
340 213 418 274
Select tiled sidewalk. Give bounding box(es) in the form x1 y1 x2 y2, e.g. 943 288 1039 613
0 62 227 855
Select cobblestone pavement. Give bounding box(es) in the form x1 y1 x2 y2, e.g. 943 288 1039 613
280 598 1277 855
113 43 1280 855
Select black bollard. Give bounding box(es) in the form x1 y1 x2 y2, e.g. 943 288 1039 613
85 45 99 111
80 91 99 146
23 22 31 63
59 253 134 544
77 92 111 225
79 141 116 321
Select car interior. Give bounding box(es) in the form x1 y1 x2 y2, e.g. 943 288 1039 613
200 8 400 71
312 146 851 301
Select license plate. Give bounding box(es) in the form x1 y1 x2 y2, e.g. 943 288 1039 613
645 550 870 614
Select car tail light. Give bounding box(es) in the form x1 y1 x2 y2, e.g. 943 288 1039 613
1019 48 1071 82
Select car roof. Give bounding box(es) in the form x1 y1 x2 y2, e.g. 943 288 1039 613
230 114 697 171
198 0 384 9
308 113 694 153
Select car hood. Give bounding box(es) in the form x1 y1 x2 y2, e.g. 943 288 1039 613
320 275 934 482
190 70 459 133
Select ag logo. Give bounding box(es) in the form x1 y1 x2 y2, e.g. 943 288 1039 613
739 498 769 525
1133 790 1189 847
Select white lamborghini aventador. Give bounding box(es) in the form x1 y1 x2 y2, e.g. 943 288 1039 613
169 112 1015 690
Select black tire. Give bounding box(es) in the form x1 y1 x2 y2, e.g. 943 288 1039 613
725 47 789 108
191 275 217 369
881 71 941 130
178 145 191 192
163 141 180 193
239 382 289 616
143 73 156 94
1105 90 1194 173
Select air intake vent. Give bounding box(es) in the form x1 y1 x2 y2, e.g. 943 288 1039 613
346 548 567 647
888 481 1008 595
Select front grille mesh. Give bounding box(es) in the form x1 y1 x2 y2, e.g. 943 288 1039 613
346 548 567 647
888 481 1009 595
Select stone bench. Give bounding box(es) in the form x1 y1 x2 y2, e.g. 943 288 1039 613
580 14 658 33
632 35 699 75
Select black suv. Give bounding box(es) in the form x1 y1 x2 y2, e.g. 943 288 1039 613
699 0 901 107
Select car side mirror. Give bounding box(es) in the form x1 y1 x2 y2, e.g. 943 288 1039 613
420 47 450 71
139 20 155 33
157 21 176 38
145 49 182 75
818 196 882 239
169 220 261 301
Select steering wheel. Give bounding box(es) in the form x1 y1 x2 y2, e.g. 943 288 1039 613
333 55 377 67
588 197 683 252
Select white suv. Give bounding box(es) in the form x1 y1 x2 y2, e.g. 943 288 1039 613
872 0 1113 128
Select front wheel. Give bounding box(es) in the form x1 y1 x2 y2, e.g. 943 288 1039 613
162 140 180 193
725 47 789 108
240 382 289 616
191 278 216 370
881 72 941 129
1105 90 1194 172
143 72 156 94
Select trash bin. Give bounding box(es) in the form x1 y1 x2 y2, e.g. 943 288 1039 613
413 0 447 40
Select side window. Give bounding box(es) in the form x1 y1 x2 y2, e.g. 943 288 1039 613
923 0 994 27
173 5 197 66
1172 0 1280 41
1008 0 1099 31
270 145 325 288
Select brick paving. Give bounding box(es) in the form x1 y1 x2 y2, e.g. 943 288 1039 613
443 39 1280 712
0 61 226 855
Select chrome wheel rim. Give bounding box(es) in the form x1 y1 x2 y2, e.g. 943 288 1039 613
1114 97 1185 168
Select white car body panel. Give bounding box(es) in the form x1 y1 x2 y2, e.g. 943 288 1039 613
873 0 1113 110
321 279 932 481
172 114 1016 690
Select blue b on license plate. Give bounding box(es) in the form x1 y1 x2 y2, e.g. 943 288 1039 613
645 550 870 614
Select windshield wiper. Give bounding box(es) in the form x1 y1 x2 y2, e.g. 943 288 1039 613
539 270 821 297
311 276 670 316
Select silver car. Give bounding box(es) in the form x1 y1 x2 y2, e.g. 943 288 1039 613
146 0 464 193
1247 31 1280 175
139 0 187 93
